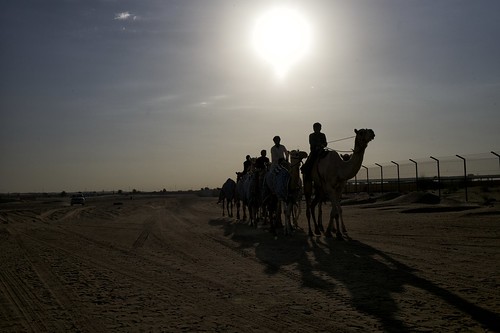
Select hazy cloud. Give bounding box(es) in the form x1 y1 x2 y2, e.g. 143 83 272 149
114 12 138 21
195 94 228 108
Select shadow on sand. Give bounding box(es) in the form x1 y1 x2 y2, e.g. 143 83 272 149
209 217 500 332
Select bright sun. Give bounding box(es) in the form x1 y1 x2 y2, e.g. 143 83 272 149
252 7 311 79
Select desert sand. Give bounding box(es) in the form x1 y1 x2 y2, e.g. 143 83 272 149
1 190 499 332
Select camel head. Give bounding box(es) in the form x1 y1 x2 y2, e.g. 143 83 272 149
354 128 375 152
289 149 308 161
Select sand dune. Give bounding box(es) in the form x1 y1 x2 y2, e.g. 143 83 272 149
1 193 499 332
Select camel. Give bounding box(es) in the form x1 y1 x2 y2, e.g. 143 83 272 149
235 172 248 221
236 171 260 227
288 150 308 228
218 178 236 217
263 150 308 236
304 128 375 239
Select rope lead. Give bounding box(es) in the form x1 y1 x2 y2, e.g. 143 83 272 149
327 135 356 144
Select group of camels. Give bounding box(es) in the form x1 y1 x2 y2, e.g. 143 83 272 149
218 128 375 239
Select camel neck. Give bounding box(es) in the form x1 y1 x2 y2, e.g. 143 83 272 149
344 147 365 179
290 160 300 182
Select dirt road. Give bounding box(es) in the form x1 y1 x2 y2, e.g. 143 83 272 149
1 193 499 332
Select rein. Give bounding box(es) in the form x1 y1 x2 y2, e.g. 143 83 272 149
326 135 356 154
327 135 355 144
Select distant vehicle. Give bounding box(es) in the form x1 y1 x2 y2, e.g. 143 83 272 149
71 194 85 206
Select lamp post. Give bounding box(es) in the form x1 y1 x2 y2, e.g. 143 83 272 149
375 163 383 193
456 154 468 202
409 158 418 191
391 161 400 192
362 165 369 194
430 156 441 198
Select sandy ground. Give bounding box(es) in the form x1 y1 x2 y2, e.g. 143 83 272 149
1 190 499 332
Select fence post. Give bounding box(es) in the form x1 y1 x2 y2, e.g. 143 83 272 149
362 165 369 194
456 154 468 202
430 156 441 198
391 161 400 192
375 163 383 193
409 158 418 191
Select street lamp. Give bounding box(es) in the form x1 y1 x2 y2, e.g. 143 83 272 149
391 161 400 192
430 156 441 198
456 154 468 202
492 151 500 168
362 165 369 194
375 163 383 193
409 158 418 191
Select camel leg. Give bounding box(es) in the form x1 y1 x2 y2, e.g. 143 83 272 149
247 205 252 226
275 201 283 228
305 184 322 237
324 190 341 238
308 198 321 236
304 180 317 237
333 186 348 239
264 195 278 236
317 200 324 232
292 201 300 229
269 202 278 237
283 202 294 236
310 196 323 235
250 204 258 228
261 204 268 225
253 205 257 227
325 201 338 238
331 200 344 240
264 194 275 226
282 202 289 235
240 201 247 220
247 204 252 226
305 200 314 237
337 202 348 239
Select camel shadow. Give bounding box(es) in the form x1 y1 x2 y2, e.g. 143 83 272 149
209 217 500 332
209 217 311 274
309 238 500 332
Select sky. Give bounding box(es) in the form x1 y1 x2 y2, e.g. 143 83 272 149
1 0 500 193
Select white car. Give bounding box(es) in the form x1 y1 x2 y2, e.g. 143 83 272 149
71 194 85 206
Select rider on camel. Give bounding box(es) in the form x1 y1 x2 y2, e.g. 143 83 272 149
270 136 289 170
301 122 327 180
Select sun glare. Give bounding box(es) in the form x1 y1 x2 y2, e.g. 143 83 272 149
253 7 311 80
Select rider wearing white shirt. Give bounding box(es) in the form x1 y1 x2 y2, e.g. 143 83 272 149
270 135 289 167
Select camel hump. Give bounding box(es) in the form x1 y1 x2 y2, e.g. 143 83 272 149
319 149 341 161
318 149 329 160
